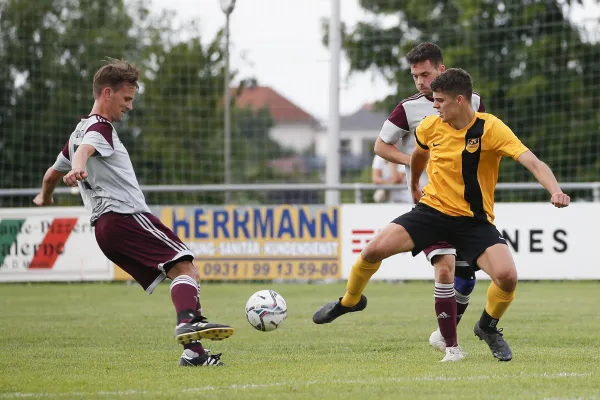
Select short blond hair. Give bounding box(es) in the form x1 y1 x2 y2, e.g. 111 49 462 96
93 58 140 99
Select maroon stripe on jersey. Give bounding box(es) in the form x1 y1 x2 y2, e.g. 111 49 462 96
401 93 425 103
387 103 409 131
61 140 70 160
478 99 486 112
86 122 114 149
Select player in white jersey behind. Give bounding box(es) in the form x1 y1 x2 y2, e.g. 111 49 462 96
371 155 411 203
33 58 233 366
374 43 485 361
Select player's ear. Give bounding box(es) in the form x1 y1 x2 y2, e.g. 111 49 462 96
101 86 111 100
439 64 446 73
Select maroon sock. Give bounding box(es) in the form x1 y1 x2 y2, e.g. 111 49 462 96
170 275 200 323
455 290 470 326
171 275 205 356
434 282 458 347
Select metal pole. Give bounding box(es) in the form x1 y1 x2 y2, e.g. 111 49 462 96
325 0 341 205
223 11 232 204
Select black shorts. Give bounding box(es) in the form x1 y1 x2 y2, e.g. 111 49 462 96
391 203 507 268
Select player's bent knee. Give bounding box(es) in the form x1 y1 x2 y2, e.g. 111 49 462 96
454 275 476 295
361 245 385 263
495 267 518 291
167 260 199 282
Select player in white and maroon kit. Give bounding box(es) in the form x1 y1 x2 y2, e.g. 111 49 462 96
33 58 232 367
374 43 485 359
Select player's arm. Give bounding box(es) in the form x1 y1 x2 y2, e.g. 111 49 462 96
374 136 411 165
375 103 411 165
410 146 429 189
63 144 95 186
387 163 403 184
516 151 570 208
33 167 66 206
493 118 570 208
371 167 389 185
409 120 431 203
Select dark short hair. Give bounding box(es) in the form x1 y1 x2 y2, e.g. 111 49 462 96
406 42 443 67
430 68 473 101
93 58 140 99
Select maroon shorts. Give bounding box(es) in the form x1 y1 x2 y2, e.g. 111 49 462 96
94 212 194 293
423 241 469 267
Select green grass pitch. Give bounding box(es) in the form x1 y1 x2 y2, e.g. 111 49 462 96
1 281 599 399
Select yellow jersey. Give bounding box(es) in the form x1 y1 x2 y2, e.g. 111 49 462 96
415 112 528 223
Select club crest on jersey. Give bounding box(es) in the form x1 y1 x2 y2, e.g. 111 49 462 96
466 138 480 153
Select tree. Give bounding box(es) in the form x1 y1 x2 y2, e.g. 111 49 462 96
0 0 148 206
0 0 287 206
325 0 600 198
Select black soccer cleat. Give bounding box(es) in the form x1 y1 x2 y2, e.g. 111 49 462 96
179 351 224 366
312 295 367 324
474 322 513 362
175 315 234 344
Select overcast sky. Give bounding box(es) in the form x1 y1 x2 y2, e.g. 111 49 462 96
149 0 600 121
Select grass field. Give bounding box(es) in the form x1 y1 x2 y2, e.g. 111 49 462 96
1 281 599 400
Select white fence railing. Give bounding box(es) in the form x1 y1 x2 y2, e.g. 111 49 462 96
0 182 599 203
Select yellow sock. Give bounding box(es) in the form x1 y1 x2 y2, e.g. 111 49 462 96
485 282 516 319
341 256 381 307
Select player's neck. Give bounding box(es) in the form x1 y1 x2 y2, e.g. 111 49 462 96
448 109 475 130
89 102 112 122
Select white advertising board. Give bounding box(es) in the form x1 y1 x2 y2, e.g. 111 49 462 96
0 207 112 282
341 203 600 280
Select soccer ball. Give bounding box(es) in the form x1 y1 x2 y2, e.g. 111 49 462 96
245 290 288 332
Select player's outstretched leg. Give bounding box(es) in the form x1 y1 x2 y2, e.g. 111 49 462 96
168 261 233 366
312 252 380 324
171 271 234 343
313 222 415 325
312 294 368 324
179 350 224 367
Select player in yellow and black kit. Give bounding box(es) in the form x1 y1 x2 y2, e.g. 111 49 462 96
313 68 570 362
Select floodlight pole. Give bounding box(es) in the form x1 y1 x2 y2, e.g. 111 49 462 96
325 0 341 205
220 0 236 204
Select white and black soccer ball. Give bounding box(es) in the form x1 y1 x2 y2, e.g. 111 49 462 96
245 290 288 332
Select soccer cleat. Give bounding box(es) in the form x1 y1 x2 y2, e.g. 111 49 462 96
312 295 367 324
179 350 224 366
440 346 466 362
429 328 446 352
175 315 234 345
474 322 513 362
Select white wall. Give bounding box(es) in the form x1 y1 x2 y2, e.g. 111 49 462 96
315 129 378 157
269 124 318 153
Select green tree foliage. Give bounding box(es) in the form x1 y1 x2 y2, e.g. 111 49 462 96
326 0 600 196
0 0 284 206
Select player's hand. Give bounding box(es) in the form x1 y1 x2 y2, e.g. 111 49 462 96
33 193 53 206
551 192 570 208
410 186 423 204
63 168 88 187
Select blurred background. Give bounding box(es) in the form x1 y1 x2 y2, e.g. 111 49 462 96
1 0 599 206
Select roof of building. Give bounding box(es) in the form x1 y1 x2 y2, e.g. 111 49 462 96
339 103 388 131
231 84 317 125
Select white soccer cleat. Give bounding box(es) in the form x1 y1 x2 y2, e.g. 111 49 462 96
440 346 466 362
429 328 446 352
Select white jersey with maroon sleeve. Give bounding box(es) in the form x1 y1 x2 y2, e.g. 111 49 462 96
52 114 151 224
378 92 484 188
